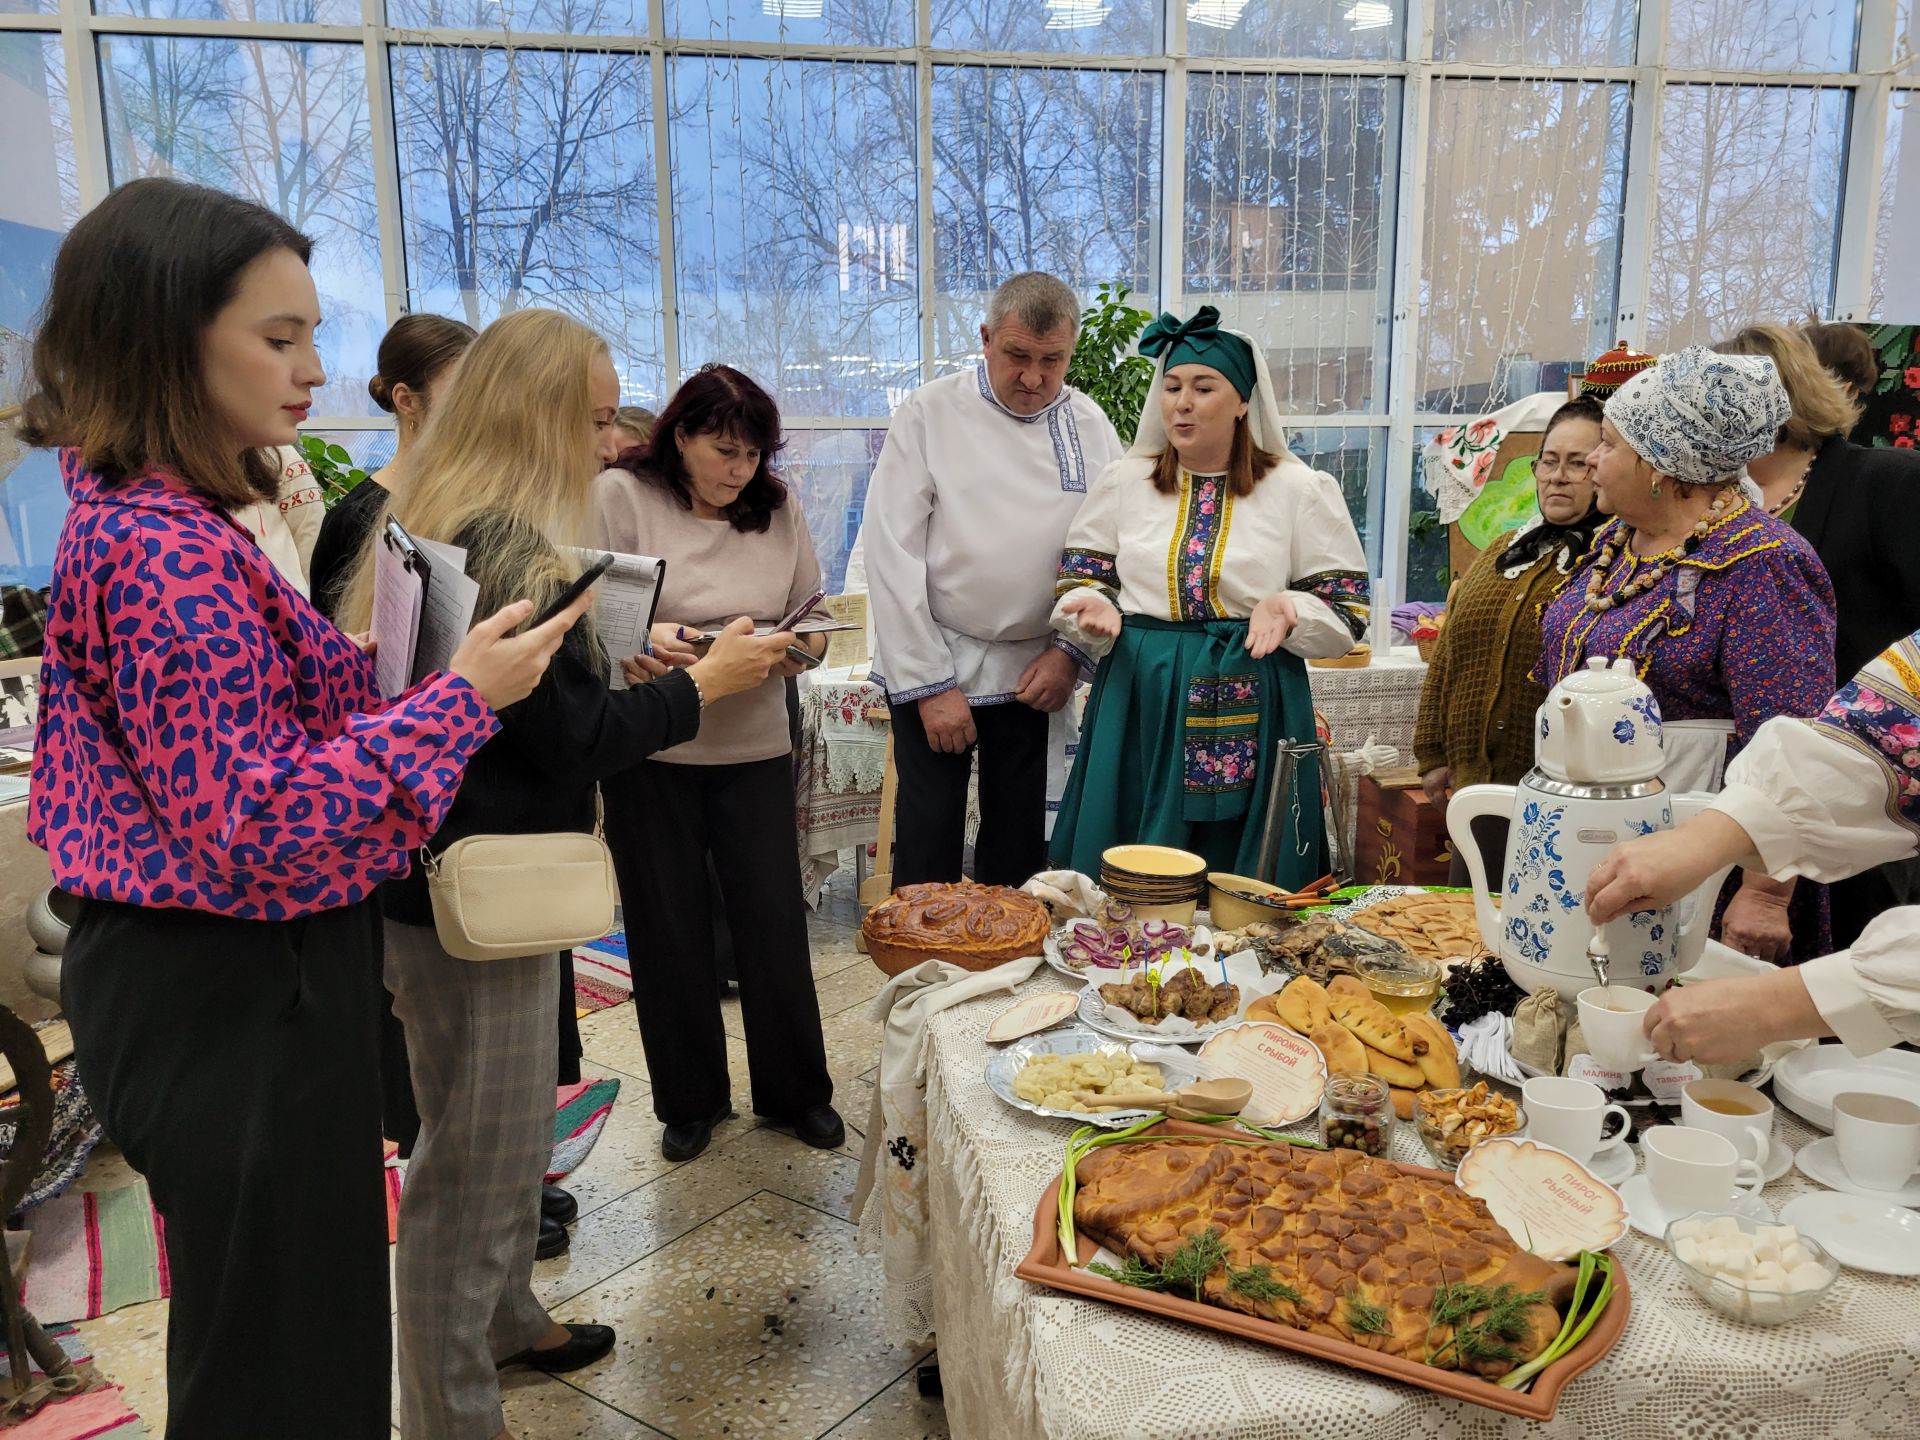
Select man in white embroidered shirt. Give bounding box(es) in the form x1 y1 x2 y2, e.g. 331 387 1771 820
867 273 1125 888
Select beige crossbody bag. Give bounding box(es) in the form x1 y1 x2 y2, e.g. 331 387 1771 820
422 798 617 962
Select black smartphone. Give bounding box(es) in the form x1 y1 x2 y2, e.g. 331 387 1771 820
533 552 616 627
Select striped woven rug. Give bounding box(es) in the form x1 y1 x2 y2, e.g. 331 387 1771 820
572 931 632 1015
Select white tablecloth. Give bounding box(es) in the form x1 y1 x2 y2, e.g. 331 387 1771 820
917 971 1920 1440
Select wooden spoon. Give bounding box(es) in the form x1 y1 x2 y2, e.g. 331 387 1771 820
1071 1076 1254 1117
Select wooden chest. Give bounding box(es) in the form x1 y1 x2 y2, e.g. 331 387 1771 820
1353 768 1454 887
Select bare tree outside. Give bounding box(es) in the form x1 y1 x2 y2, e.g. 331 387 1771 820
391 27 666 401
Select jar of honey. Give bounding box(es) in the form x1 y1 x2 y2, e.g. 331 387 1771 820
1353 952 1440 1015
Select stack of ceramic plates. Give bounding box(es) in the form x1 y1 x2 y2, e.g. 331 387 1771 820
1100 844 1208 923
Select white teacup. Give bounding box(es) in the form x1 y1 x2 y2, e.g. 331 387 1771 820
1523 1075 1632 1165
1681 1078 1773 1172
1832 1092 1920 1193
1575 985 1659 1073
1643 1125 1764 1219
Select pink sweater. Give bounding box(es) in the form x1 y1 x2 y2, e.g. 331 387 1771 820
29 451 499 920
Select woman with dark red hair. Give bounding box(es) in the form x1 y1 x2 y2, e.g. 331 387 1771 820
593 364 841 1162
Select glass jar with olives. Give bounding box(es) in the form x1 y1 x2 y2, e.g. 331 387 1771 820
1320 1073 1393 1156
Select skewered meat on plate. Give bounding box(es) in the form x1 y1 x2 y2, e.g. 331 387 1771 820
1098 967 1240 1025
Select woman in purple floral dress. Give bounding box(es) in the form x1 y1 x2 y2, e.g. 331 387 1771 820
1537 347 1837 961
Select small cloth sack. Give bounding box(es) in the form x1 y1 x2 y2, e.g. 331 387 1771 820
1510 989 1567 1075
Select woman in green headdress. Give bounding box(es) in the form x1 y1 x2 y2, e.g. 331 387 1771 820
1048 306 1370 886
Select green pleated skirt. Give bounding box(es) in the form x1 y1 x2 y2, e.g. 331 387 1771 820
1049 615 1326 889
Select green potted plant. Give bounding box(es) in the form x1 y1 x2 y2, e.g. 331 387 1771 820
1068 283 1156 443
297 434 370 509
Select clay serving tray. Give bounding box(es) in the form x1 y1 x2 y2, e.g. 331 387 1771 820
1014 1120 1630 1421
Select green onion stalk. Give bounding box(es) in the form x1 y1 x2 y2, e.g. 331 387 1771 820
1497 1251 1615 1391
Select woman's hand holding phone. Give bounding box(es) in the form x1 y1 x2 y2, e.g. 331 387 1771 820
451 595 592 710
687 616 793 702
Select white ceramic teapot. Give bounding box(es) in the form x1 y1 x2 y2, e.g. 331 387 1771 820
1446 658 1737 998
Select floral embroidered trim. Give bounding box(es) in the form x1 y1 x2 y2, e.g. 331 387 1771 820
1184 669 1261 795
1184 737 1260 794
1293 569 1370 642
1166 473 1233 621
1057 547 1119 599
1813 644 1920 839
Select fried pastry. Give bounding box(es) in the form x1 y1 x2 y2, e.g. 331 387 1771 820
1071 1139 1573 1378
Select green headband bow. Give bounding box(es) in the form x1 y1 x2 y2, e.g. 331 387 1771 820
1138 305 1257 400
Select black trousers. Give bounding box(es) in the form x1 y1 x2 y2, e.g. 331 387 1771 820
890 697 1049 889
62 897 389 1439
603 755 832 1126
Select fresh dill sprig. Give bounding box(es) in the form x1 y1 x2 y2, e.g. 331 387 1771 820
1226 1263 1303 1307
1085 1229 1229 1303
1345 1289 1391 1335
1425 1282 1547 1368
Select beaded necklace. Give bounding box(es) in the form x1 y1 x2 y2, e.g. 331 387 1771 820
1582 489 1731 613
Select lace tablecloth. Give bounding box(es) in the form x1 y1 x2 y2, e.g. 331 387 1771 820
920 972 1920 1440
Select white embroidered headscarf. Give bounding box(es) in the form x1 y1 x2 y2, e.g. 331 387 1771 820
1128 317 1292 462
1604 346 1790 489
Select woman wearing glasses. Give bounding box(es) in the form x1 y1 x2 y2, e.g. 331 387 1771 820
1414 395 1606 887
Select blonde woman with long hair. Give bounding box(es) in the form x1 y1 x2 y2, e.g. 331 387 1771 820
342 309 790 1440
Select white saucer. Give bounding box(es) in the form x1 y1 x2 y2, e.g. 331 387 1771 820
1759 1140 1796 1184
1580 1142 1636 1186
1619 1174 1774 1238
1796 1136 1920 1208
1780 1190 1920 1275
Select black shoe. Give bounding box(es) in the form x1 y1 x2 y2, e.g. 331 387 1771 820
661 1102 733 1162
790 1104 846 1150
536 1212 570 1260
497 1323 616 1374
541 1182 579 1227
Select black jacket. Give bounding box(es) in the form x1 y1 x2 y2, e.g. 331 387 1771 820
1792 437 1920 684
381 521 702 925
308 478 389 623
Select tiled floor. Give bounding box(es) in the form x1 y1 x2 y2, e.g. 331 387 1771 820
66 876 950 1440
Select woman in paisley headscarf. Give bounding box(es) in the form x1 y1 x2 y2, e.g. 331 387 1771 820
1416 395 1607 889
1048 306 1369 886
1535 346 1837 963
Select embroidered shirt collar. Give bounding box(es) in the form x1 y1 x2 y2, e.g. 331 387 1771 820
973 363 1073 425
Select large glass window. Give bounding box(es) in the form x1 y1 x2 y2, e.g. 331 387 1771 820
1665 0 1855 73
1419 79 1628 413
1876 91 1920 321
95 0 361 22
0 30 76 589
392 45 666 405
669 0 911 46
99 35 384 416
1646 84 1849 352
670 57 919 416
385 0 647 34
781 429 884 593
1431 0 1636 66
1289 427 1385 574
1185 72 1395 414
931 0 1160 57
931 65 1161 373
1187 0 1405 62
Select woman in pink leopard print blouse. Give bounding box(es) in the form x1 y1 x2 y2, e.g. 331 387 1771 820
16 178 583 1439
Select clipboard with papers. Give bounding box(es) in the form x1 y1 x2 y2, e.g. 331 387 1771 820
369 517 482 699
371 519 429 699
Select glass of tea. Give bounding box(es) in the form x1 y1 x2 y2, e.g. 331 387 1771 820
1354 953 1441 1015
